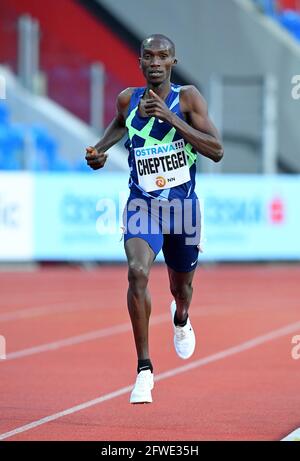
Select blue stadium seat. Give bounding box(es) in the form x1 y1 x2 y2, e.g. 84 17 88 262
252 1 300 40
0 125 23 170
252 0 277 16
0 102 9 126
29 124 71 171
277 10 300 40
0 105 71 172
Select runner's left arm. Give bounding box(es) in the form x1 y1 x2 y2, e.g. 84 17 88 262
85 88 132 170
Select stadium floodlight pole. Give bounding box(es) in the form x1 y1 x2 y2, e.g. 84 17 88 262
262 73 278 174
31 18 40 93
0 74 6 100
18 15 40 93
90 62 105 132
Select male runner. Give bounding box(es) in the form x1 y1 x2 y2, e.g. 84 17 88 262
86 34 223 404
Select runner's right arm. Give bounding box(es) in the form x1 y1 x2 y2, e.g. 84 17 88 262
85 88 132 170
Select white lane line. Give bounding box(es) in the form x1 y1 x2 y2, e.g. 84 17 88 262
0 301 219 323
0 289 108 310
1 305 216 361
155 319 300 381
3 323 133 360
0 302 93 322
0 386 133 441
3 312 170 361
0 319 299 441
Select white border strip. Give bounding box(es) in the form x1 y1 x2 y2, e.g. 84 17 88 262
1 319 300 441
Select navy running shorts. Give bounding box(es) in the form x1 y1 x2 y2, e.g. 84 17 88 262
123 191 201 272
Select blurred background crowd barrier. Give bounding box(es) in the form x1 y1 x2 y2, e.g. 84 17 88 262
1 172 299 261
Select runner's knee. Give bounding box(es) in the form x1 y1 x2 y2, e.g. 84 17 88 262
128 262 149 291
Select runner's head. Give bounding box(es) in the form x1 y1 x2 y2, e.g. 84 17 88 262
139 34 177 86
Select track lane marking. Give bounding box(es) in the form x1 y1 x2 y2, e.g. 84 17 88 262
0 302 97 322
0 319 299 441
1 306 218 360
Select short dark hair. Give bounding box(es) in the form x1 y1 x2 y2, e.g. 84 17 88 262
141 34 175 56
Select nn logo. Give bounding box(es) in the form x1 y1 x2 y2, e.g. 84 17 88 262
0 335 6 360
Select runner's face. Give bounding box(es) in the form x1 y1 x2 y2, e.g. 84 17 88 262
140 40 176 85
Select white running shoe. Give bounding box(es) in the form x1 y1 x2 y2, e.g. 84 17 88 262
130 369 154 404
171 300 196 360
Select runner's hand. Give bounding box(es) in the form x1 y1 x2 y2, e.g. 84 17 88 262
144 90 173 123
85 147 108 170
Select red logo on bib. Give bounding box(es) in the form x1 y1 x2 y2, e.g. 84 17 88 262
155 176 166 188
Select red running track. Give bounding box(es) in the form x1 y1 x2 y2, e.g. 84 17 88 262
0 264 299 441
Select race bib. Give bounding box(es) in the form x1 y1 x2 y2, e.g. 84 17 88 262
134 139 191 192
